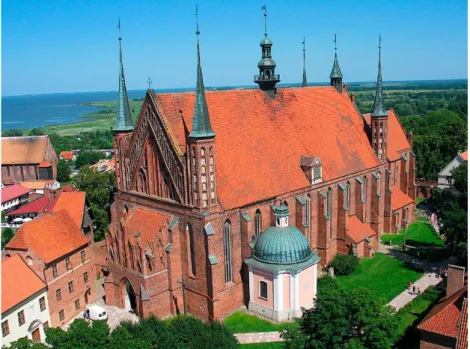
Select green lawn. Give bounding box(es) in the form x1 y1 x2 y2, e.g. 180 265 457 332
416 197 425 205
336 253 423 302
239 343 284 348
224 312 298 334
381 220 444 247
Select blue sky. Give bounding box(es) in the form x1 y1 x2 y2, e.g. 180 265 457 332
2 0 468 96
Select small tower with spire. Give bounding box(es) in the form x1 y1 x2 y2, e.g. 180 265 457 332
188 5 217 210
330 34 343 93
370 35 388 160
301 37 307 87
254 5 280 97
113 20 134 134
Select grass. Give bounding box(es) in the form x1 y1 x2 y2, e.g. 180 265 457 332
381 220 444 247
239 343 284 348
416 197 425 205
336 253 423 302
223 312 298 334
21 100 143 136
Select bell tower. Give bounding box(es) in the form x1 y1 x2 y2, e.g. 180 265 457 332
370 35 388 161
330 34 343 93
188 5 217 210
254 5 280 96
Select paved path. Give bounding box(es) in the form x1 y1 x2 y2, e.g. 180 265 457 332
235 331 283 344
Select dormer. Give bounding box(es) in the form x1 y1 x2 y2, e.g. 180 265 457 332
300 156 323 184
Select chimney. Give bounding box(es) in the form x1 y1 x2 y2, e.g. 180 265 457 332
447 264 465 297
350 92 357 104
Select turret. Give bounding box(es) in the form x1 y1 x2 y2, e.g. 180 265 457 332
330 34 343 93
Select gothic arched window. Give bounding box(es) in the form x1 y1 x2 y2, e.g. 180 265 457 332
306 194 311 240
186 224 196 276
377 172 381 195
223 220 232 283
128 242 134 270
327 187 332 219
255 210 262 236
346 181 351 210
362 176 367 203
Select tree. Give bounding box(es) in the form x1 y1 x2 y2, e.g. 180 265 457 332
57 160 72 182
331 254 359 276
2 228 15 249
3 338 48 349
282 279 398 349
2 129 23 137
29 128 45 136
75 151 107 168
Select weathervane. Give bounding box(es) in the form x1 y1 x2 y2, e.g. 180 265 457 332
261 4 267 36
195 4 200 36
147 78 152 90
333 34 337 52
117 17 121 40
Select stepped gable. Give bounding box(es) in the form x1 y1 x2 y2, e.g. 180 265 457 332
1 255 46 313
1 136 50 165
6 209 89 263
157 86 381 209
363 110 411 161
124 208 171 244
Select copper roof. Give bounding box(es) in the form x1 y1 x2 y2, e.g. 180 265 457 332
1 136 50 165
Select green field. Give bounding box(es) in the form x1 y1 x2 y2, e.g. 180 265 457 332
381 219 444 247
336 253 423 302
223 312 298 334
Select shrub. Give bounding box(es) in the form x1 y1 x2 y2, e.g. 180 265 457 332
331 253 359 276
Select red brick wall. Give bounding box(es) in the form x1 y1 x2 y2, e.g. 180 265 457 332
420 330 456 349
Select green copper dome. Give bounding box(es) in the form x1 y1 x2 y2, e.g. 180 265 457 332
260 36 273 46
258 57 276 68
253 225 312 264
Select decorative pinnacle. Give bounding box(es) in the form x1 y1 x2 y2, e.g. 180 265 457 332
147 77 152 90
334 34 337 53
302 37 307 87
371 34 388 117
261 5 267 37
195 4 200 36
117 17 121 41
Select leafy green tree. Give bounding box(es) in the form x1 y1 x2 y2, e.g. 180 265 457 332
2 228 15 249
57 160 72 182
2 338 48 349
282 281 398 349
2 129 23 137
75 151 107 168
331 254 359 276
29 128 45 136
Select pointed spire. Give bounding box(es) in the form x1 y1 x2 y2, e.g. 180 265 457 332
301 37 307 87
329 34 343 79
113 19 134 133
189 5 215 139
371 35 388 117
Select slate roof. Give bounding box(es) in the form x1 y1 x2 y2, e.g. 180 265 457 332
157 87 381 210
390 185 414 211
418 285 468 339
1 255 46 313
363 110 411 161
347 215 376 244
1 136 50 165
1 184 32 203
6 209 89 264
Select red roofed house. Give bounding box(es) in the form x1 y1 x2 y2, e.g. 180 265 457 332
1 255 51 346
1 136 58 185
104 20 416 321
419 265 468 349
438 151 468 190
59 151 76 161
1 184 32 213
3 210 95 327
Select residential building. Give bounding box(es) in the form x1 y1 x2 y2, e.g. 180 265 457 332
4 210 95 327
438 151 468 189
1 184 32 213
59 151 76 162
1 255 51 346
104 17 416 321
20 180 60 193
418 264 468 349
1 136 58 185
90 158 115 174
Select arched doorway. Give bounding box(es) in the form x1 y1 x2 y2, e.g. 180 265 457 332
122 279 137 314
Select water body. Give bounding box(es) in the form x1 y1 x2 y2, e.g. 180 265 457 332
1 89 191 130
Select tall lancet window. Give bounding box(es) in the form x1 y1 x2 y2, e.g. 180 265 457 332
255 210 262 236
377 172 381 195
192 148 198 205
209 147 215 204
201 148 207 207
327 187 332 219
223 220 232 283
186 224 196 276
306 194 311 241
346 181 351 210
362 176 367 202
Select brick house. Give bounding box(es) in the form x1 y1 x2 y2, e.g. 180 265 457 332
103 21 416 321
4 210 95 327
1 184 32 213
1 136 58 185
418 265 468 349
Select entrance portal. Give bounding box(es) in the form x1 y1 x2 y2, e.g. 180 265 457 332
123 280 137 314
32 328 40 343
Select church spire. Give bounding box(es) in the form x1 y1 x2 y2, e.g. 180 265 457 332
113 19 134 133
330 34 343 93
301 37 307 87
254 5 280 96
371 35 388 117
189 5 215 139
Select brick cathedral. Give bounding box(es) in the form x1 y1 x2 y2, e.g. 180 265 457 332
104 11 416 321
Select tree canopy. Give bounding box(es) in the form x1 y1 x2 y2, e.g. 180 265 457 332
57 160 72 182
75 151 107 168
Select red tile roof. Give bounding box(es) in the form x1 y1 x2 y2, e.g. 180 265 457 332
418 286 467 339
38 160 52 168
459 151 468 162
363 110 411 161
1 184 32 203
20 180 57 190
62 184 76 192
7 197 51 216
49 191 86 228
5 209 89 264
391 185 414 211
59 151 74 160
157 87 381 209
347 215 376 244
125 208 170 245
1 255 46 313
456 298 468 349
